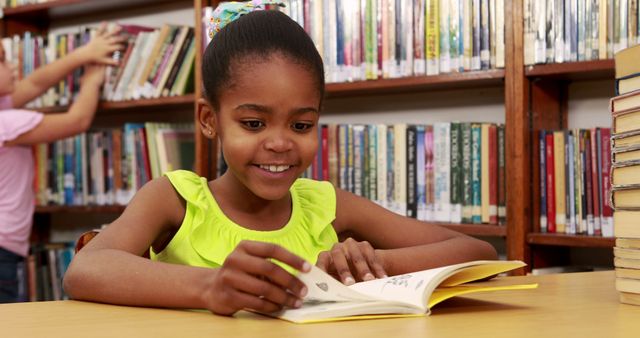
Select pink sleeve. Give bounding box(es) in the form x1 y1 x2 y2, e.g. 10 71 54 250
0 95 13 109
0 109 44 147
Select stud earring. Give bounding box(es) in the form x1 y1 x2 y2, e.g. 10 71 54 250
208 129 213 135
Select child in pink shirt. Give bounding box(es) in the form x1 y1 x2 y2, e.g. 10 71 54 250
0 23 123 303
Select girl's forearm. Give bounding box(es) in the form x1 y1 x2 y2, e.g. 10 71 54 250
377 236 498 276
65 81 101 130
12 48 90 108
63 249 215 309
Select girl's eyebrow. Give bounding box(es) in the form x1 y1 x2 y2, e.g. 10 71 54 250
235 103 319 115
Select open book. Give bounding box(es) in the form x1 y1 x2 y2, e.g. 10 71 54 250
272 260 537 323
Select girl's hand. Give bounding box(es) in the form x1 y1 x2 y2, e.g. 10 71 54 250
80 22 126 66
316 238 387 285
203 240 310 316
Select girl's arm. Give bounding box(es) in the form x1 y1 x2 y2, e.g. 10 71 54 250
5 64 104 146
11 24 123 108
332 188 498 277
63 178 215 309
63 177 308 314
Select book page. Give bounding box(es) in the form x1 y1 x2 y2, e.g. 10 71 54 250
349 267 450 309
297 265 375 303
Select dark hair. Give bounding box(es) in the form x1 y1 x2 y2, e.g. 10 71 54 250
202 10 325 110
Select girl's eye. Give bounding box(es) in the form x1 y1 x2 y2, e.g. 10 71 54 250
292 122 313 132
242 120 264 130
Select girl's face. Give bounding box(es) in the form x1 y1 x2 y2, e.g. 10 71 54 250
212 53 321 201
0 45 15 96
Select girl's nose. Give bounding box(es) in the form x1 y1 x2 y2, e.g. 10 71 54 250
264 132 293 152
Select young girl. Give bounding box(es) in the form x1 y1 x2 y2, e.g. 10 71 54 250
0 24 124 303
64 4 497 316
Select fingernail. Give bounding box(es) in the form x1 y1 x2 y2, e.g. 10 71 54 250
294 299 302 308
363 273 374 281
302 262 311 272
382 274 388 278
300 286 308 297
344 276 355 285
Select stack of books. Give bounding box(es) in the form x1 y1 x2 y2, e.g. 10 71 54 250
611 44 640 306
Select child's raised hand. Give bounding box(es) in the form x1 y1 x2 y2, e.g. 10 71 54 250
79 22 125 66
316 238 387 285
203 240 310 316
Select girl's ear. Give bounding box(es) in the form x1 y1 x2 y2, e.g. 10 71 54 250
197 98 217 139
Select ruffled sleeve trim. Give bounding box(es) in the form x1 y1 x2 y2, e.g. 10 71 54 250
293 179 337 238
0 109 43 147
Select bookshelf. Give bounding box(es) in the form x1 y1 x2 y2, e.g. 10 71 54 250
0 0 618 276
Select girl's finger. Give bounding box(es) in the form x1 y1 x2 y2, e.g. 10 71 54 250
238 241 311 274
345 240 374 282
227 246 308 298
329 247 354 285
98 57 119 66
227 289 283 313
96 21 107 35
315 251 330 272
227 270 301 309
362 244 387 278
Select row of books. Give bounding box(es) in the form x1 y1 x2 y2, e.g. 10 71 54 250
1 30 91 108
230 122 506 224
0 0 46 7
33 122 195 207
611 44 640 305
537 128 614 237
104 23 195 102
204 0 506 84
524 0 640 65
0 23 195 108
16 242 75 302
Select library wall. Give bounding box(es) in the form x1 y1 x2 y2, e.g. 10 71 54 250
567 80 615 129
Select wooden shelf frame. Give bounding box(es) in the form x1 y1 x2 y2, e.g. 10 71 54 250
528 233 615 248
325 70 505 98
36 94 195 114
525 59 615 81
35 205 126 214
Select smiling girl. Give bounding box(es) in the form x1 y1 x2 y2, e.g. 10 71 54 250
63 2 497 316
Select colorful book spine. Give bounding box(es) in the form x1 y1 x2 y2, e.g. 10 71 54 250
471 123 482 224
539 131 548 232
450 122 463 223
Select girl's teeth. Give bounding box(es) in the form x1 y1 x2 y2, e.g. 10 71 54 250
260 165 290 172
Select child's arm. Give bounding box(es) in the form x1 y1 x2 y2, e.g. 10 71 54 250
63 177 309 315
329 188 498 282
11 23 123 108
5 63 104 146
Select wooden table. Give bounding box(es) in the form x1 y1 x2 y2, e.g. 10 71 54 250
1 271 638 337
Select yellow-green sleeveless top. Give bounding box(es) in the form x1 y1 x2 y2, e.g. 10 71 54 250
150 170 338 269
